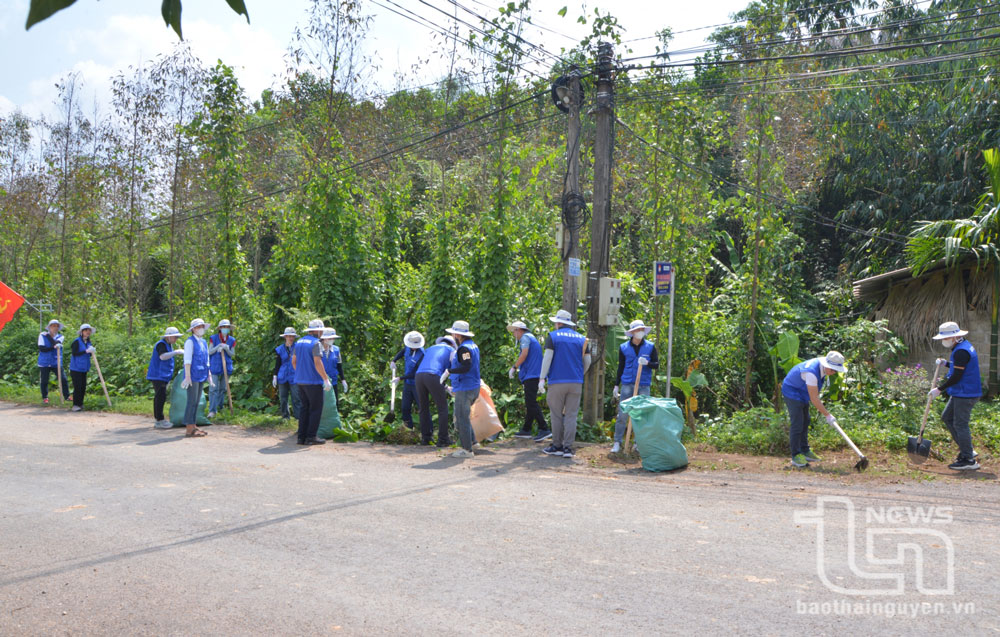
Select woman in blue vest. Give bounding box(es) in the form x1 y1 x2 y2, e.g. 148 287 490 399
181 318 213 438
68 323 96 411
272 327 300 420
414 335 457 447
611 319 659 453
320 328 343 414
292 319 332 446
506 321 546 440
37 319 69 403
207 319 236 418
147 326 183 428
390 331 425 430
928 322 982 471
781 350 846 467
538 310 591 459
445 321 480 458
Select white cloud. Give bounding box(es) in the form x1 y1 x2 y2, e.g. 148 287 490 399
0 94 16 116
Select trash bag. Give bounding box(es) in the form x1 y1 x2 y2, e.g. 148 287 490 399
620 395 687 471
469 381 504 442
317 389 343 439
168 374 211 426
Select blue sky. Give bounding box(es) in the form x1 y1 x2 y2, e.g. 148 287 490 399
0 0 749 117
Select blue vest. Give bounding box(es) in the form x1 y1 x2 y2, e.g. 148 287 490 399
451 340 481 392
620 339 655 387
947 340 982 398
404 348 424 386
274 344 295 384
69 336 92 373
147 339 177 382
293 336 323 385
782 358 825 403
547 328 586 385
188 336 210 383
209 334 235 374
322 346 340 381
37 332 63 368
416 344 453 377
518 333 542 382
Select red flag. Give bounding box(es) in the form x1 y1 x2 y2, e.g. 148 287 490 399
0 280 25 334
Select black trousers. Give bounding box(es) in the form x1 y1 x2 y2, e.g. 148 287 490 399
39 366 69 401
70 370 87 407
415 373 450 444
151 380 168 421
522 378 547 432
297 384 324 441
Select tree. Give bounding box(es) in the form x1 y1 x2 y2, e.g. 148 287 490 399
25 0 249 39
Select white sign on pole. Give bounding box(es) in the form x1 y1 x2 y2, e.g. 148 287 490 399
568 257 581 277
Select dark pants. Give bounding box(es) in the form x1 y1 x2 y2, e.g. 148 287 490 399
71 370 87 407
521 378 546 433
151 380 168 421
297 384 324 441
785 396 811 456
39 366 69 401
184 381 204 426
277 381 300 419
942 395 978 460
401 383 416 427
416 373 450 444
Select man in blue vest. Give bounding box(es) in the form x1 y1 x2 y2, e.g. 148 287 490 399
506 320 546 439
445 320 480 459
291 319 332 446
272 327 300 420
148 326 183 428
928 321 983 471
390 331 425 430
538 309 591 459
781 350 846 467
68 323 96 411
181 318 213 438
611 319 659 453
415 335 457 447
37 319 69 403
207 319 236 418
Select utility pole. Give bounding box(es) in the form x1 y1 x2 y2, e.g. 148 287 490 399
560 67 582 317
583 42 615 425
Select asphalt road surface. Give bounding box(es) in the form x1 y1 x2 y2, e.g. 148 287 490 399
1 401 998 635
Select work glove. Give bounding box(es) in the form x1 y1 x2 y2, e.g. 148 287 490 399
323 379 333 392
637 356 649 367
824 414 838 427
54 342 62 349
171 349 184 357
391 377 399 387
181 376 191 390
445 385 454 397
208 375 215 388
272 375 278 388
612 385 620 399
341 380 348 393
389 361 397 372
508 366 516 379
928 387 941 399
439 371 449 385
538 379 546 395
86 346 96 354
935 358 947 367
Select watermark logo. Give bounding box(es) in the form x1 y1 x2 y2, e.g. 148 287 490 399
794 496 954 596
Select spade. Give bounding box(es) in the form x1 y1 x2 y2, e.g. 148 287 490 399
908 361 944 465
383 376 398 424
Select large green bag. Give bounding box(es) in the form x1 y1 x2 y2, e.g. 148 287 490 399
168 373 211 426
620 395 688 471
316 389 342 439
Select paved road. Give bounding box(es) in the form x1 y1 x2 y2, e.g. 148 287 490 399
1 401 998 635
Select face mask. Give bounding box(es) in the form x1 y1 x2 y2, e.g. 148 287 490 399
194 328 205 337
941 338 955 349
221 328 230 336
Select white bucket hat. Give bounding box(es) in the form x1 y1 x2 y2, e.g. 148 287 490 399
445 320 474 337
162 327 182 338
78 323 94 334
506 320 528 333
932 321 968 340
188 318 208 332
403 331 425 349
279 327 298 338
321 328 341 340
549 309 575 326
436 335 457 349
217 319 235 329
47 319 63 330
307 319 325 332
819 350 847 373
625 319 651 336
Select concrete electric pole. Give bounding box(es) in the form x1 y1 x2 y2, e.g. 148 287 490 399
559 68 583 318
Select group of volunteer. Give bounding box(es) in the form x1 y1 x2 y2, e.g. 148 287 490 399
35 311 985 469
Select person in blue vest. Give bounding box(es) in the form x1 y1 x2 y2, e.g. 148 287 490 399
415 335 457 447
538 309 591 459
181 318 214 438
272 327 300 420
320 328 344 414
207 319 236 418
928 321 983 471
445 320 480 459
68 323 97 412
291 319 332 446
611 319 660 454
37 319 69 403
147 326 184 428
390 331 425 430
506 320 546 440
781 350 846 467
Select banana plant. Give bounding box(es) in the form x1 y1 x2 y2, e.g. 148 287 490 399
671 360 707 435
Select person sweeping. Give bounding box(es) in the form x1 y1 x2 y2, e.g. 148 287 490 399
37 319 69 403
928 322 982 471
505 320 546 440
781 351 846 468
181 318 213 438
291 319 331 446
445 321 480 459
611 319 659 454
390 331 425 430
272 327 300 421
207 319 236 418
414 335 457 447
147 326 184 428
68 324 96 412
538 309 591 459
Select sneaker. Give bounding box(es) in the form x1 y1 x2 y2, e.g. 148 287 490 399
791 454 809 468
542 444 563 456
207 411 216 419
154 420 173 429
71 405 83 412
451 448 474 458
43 398 49 404
436 439 454 448
561 447 575 458
803 450 821 462
949 457 980 471
513 430 534 439
533 430 553 442
610 441 622 454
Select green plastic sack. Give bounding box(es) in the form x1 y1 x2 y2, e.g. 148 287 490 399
317 389 343 439
168 374 211 426
620 395 688 471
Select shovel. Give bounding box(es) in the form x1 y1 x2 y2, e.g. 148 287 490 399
828 418 869 472
91 350 112 407
56 344 65 403
383 376 397 424
908 361 944 465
